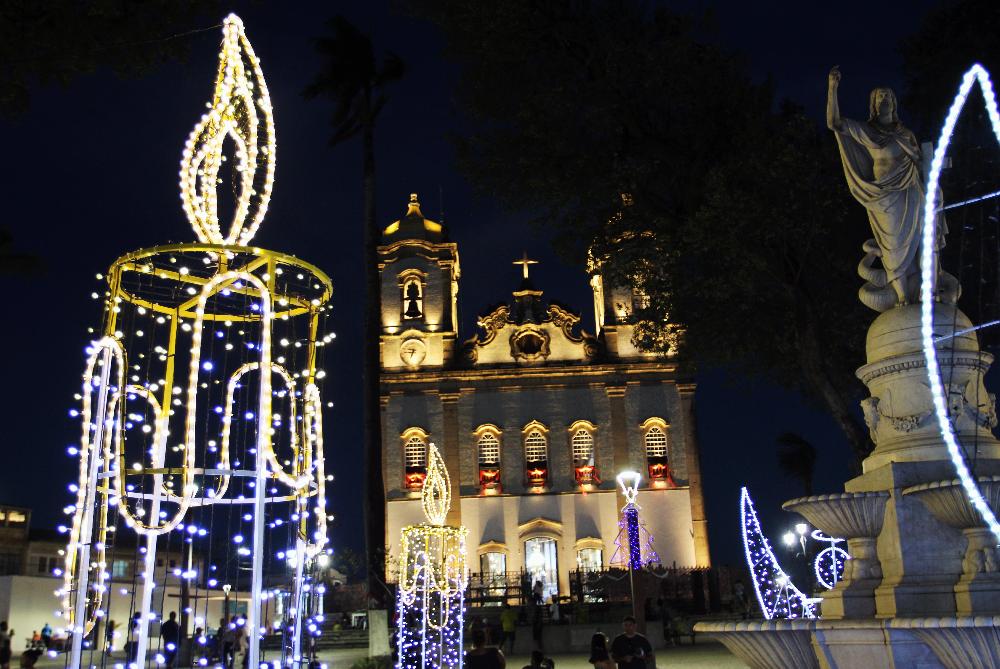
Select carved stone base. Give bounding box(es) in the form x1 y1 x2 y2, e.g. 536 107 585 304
820 538 881 619
874 579 960 618
856 304 1000 472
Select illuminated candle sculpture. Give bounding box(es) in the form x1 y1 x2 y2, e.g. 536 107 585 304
59 15 330 668
611 471 660 570
396 444 468 669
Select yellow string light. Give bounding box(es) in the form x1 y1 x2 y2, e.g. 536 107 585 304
63 18 331 666
421 443 450 526
180 14 275 246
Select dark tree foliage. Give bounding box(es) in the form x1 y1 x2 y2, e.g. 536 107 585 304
413 1 873 465
899 0 1000 136
902 0 1000 359
0 0 224 117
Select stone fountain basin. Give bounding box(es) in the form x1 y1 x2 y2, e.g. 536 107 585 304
782 491 889 538
902 476 1000 529
697 616 1000 669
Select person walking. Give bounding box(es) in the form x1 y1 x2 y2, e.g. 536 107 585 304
589 633 615 669
0 622 12 669
610 616 654 669
104 620 116 653
159 612 180 668
498 603 517 655
465 628 505 669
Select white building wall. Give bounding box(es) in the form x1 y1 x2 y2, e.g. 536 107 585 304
387 487 696 599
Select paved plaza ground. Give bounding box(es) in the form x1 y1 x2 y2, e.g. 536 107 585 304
32 642 747 668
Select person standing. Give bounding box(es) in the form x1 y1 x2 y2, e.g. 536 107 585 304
39 624 51 651
610 616 654 669
231 619 248 669
0 621 12 669
159 612 180 668
498 603 517 655
464 628 505 669
104 620 116 654
589 633 615 669
221 618 237 669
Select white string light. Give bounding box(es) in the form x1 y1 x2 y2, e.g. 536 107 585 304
919 63 1000 544
740 487 817 619
397 443 467 669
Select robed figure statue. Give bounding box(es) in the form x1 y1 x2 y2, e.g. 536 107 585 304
827 66 957 312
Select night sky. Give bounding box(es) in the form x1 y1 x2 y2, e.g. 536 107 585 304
0 0 943 571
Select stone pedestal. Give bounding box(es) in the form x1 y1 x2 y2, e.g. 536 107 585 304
846 304 1000 617
856 304 1000 471
705 298 1000 666
904 476 1000 616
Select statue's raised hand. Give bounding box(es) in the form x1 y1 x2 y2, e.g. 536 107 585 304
829 66 841 87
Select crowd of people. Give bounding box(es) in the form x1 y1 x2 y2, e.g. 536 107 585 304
463 614 656 669
0 620 53 669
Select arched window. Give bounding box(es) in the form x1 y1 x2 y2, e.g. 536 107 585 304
641 418 672 484
479 432 500 466
474 425 503 491
645 426 667 457
401 428 429 491
399 272 424 321
568 420 599 485
571 429 594 466
523 421 549 487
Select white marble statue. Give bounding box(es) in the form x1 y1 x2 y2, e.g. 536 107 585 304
827 66 957 312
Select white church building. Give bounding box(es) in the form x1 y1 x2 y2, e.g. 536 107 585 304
379 195 710 600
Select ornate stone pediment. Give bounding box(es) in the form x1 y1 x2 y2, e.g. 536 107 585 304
461 297 600 366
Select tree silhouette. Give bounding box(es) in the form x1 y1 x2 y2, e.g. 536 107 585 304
776 432 817 497
305 16 404 606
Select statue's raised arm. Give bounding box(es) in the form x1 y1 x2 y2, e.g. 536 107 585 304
827 66 843 132
828 68 955 311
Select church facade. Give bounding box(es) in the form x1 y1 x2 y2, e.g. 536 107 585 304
379 195 710 599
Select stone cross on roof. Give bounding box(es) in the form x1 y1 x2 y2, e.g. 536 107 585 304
513 251 538 280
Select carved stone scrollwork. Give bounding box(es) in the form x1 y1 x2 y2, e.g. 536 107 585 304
947 381 998 429
548 303 583 343
476 305 510 346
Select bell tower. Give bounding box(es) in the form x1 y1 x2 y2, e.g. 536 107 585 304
378 194 460 370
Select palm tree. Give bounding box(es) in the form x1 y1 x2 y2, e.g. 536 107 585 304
776 432 817 497
305 16 404 607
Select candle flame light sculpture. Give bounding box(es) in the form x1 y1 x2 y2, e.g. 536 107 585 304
59 15 331 668
396 444 468 669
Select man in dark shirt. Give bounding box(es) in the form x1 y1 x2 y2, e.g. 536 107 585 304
610 616 654 669
159 611 181 668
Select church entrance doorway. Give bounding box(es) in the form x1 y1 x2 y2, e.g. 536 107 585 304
525 537 559 601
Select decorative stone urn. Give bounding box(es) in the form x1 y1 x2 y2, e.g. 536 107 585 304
904 477 1000 615
783 492 889 618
